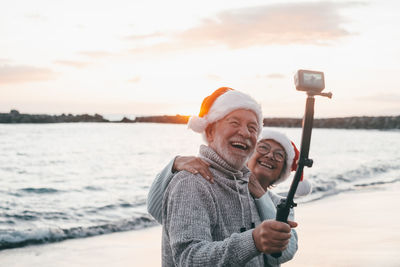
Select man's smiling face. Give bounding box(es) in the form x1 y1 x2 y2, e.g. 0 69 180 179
206 109 259 170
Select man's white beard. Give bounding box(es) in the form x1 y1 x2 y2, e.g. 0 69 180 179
213 136 251 170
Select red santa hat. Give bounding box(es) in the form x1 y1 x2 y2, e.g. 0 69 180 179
260 129 312 196
187 87 263 135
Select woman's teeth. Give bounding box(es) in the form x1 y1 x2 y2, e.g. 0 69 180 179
259 161 274 169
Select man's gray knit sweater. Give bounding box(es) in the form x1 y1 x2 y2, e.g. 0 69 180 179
162 145 264 266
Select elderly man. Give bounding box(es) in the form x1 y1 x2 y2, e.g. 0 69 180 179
160 87 297 266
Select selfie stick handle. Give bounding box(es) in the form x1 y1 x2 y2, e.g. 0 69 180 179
271 93 315 258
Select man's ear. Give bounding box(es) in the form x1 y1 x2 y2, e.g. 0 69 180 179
205 123 215 143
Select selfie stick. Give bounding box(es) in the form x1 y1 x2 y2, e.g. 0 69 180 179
271 89 332 258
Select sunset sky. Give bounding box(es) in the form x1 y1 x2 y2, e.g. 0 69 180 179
1 0 399 119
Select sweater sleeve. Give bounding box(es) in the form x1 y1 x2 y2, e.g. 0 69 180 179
146 157 177 224
165 176 261 267
254 191 298 265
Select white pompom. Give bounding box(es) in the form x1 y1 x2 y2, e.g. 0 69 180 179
187 116 208 133
295 179 312 197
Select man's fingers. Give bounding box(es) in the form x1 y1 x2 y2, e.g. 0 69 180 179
272 232 291 241
268 244 288 253
260 230 291 242
258 241 289 254
269 221 291 233
253 222 292 254
264 238 289 248
287 220 298 228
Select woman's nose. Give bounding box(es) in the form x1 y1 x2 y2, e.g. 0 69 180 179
264 150 275 160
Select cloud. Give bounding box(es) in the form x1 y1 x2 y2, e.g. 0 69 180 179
257 73 285 79
54 60 90 68
128 75 141 83
125 32 164 41
24 14 47 22
206 74 222 81
0 58 12 64
128 2 359 54
358 93 400 103
78 51 113 58
0 65 57 84
178 2 358 48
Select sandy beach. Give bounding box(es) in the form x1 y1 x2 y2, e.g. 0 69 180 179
285 182 400 267
1 183 399 267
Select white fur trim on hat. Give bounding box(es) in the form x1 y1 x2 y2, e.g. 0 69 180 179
259 129 295 184
188 90 263 135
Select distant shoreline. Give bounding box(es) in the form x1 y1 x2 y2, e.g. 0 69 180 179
1 110 399 129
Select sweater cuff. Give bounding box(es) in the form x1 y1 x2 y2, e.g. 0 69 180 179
170 155 179 173
235 230 261 261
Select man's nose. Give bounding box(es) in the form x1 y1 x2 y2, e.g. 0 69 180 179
238 125 251 137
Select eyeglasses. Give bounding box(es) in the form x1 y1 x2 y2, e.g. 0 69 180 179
256 143 286 162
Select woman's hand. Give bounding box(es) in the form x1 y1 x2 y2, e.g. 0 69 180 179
248 173 266 199
173 156 214 183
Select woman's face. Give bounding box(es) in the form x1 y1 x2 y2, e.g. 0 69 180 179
247 139 286 189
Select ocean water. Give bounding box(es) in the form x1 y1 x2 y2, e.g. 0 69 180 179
0 123 399 250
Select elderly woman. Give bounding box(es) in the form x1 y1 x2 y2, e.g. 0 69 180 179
147 129 311 264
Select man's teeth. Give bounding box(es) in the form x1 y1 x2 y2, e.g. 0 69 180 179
259 162 273 169
231 142 247 150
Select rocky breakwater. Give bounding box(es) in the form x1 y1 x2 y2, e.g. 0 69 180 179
121 115 190 124
0 110 109 123
2 110 399 129
263 116 400 129
120 115 400 129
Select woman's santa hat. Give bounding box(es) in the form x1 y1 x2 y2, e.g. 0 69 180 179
188 87 263 136
260 129 312 197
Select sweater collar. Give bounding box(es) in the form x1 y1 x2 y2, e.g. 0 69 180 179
198 145 251 182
